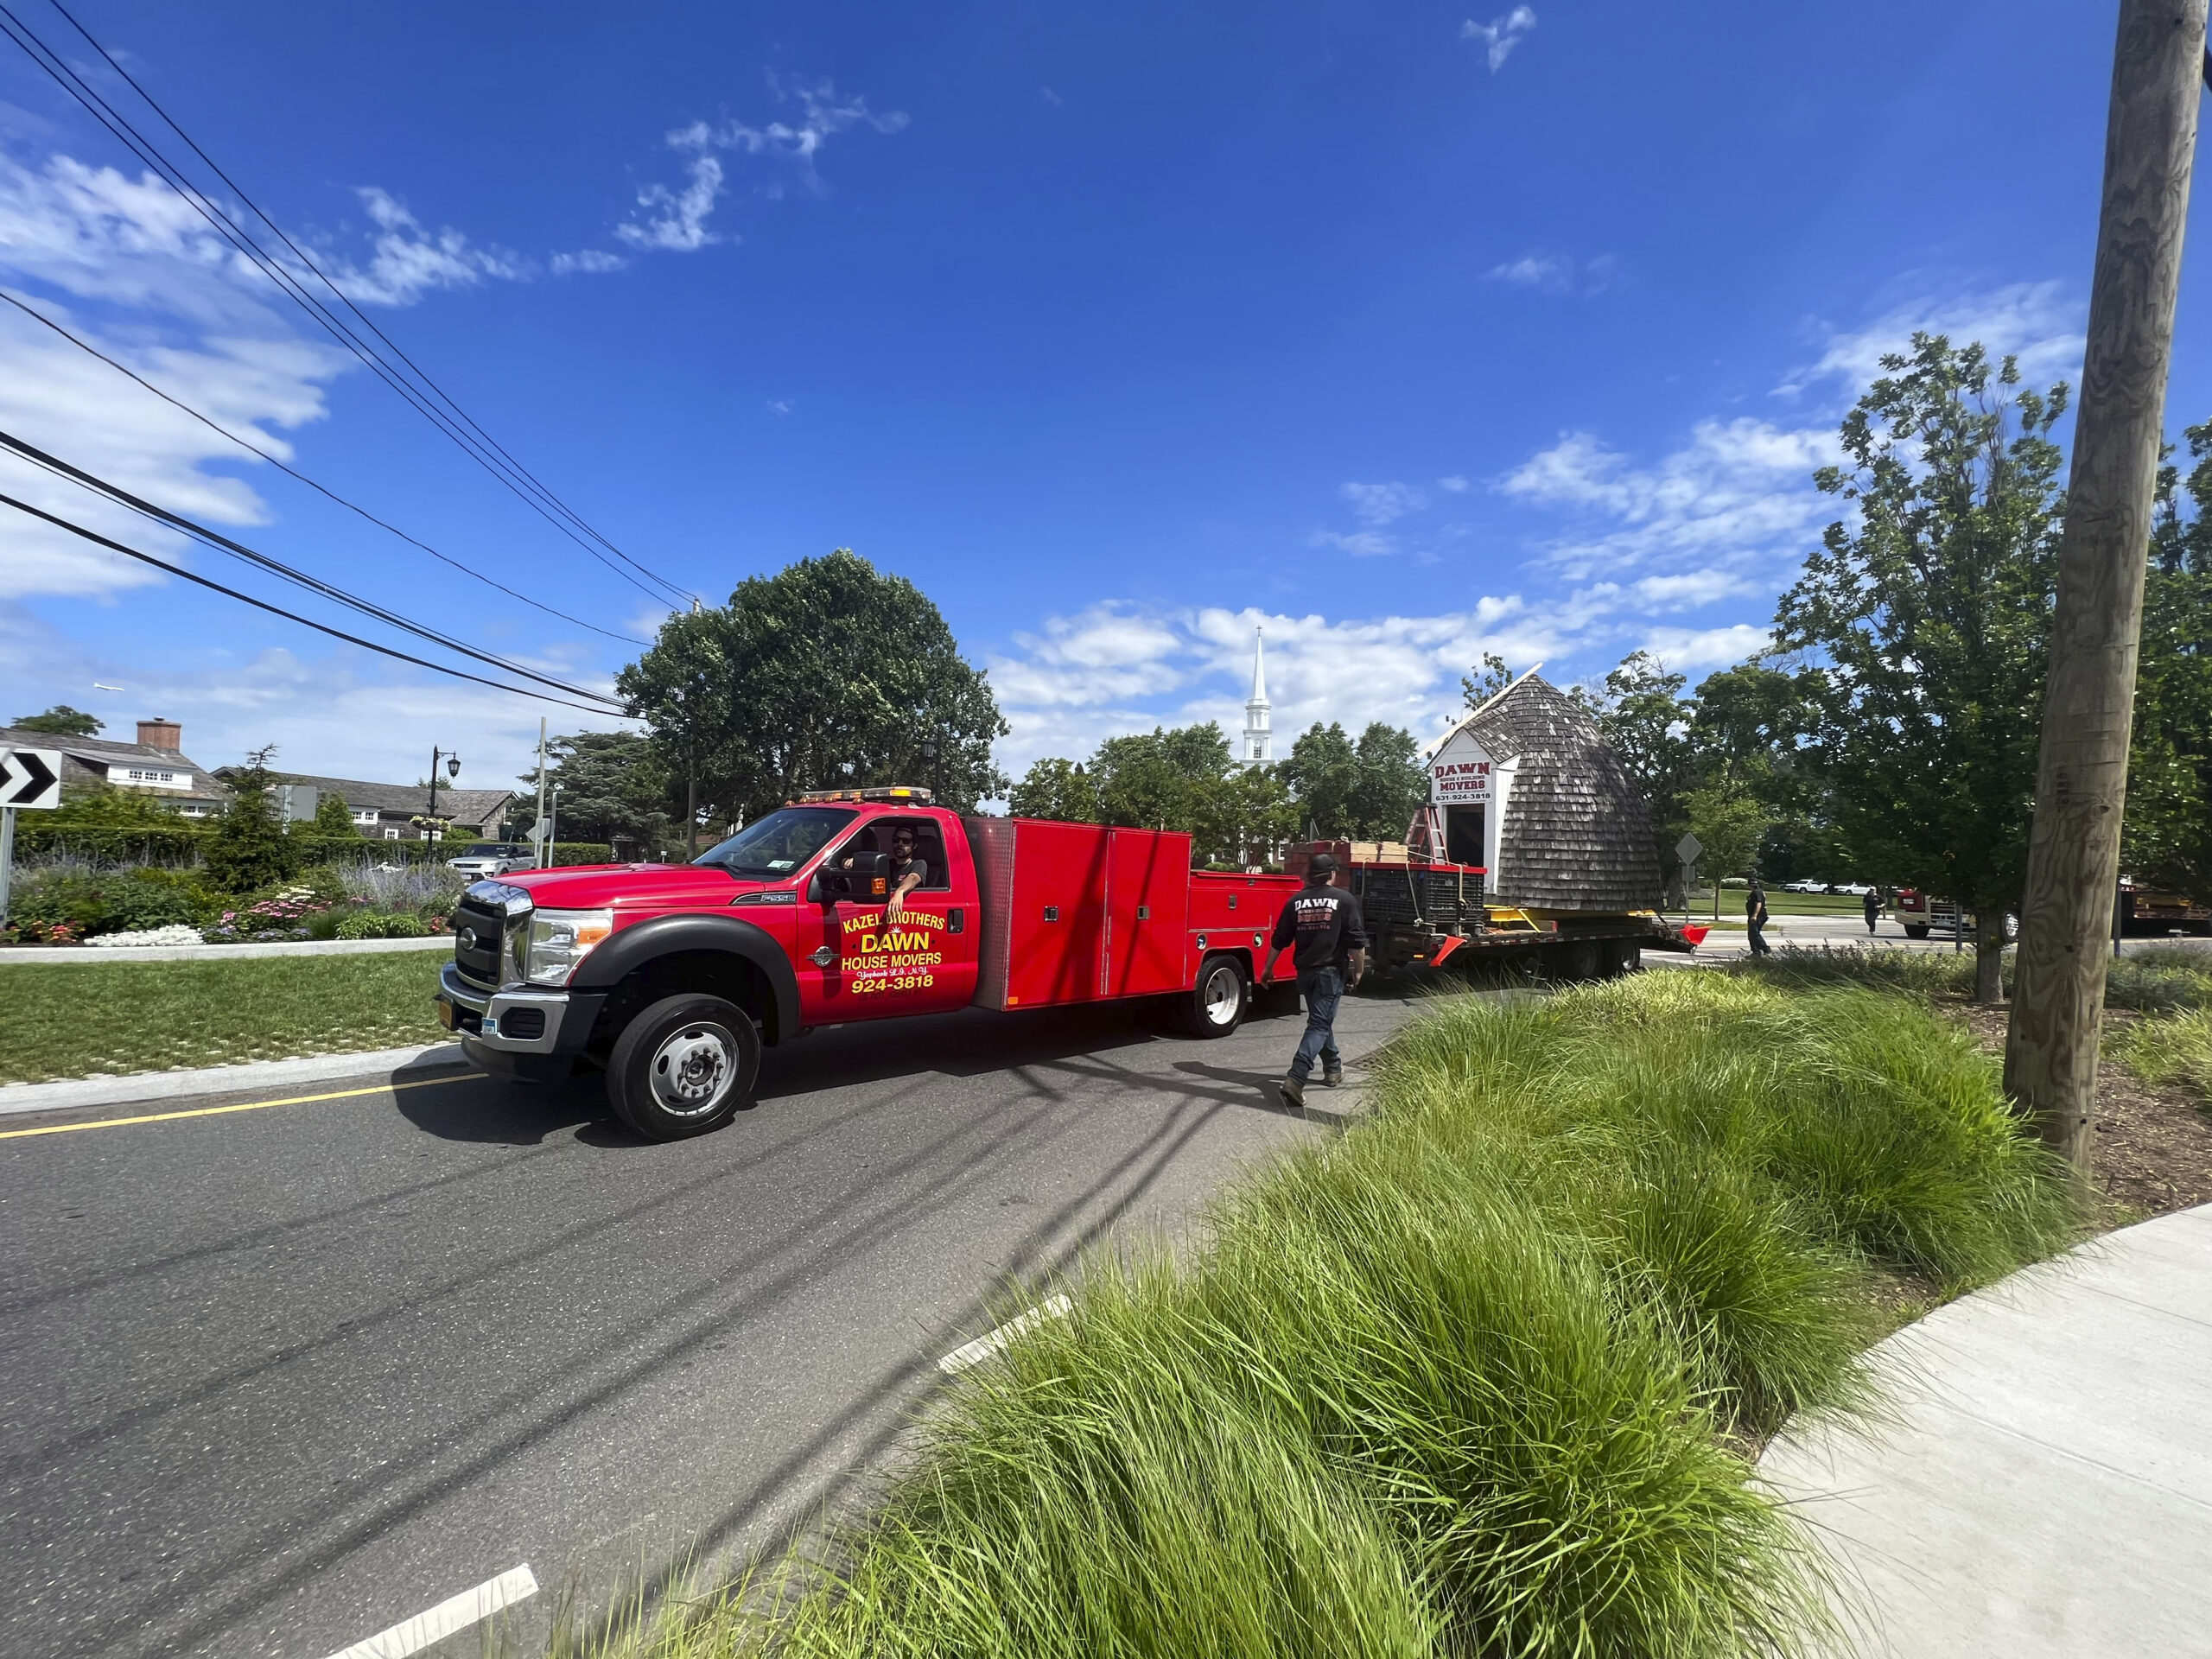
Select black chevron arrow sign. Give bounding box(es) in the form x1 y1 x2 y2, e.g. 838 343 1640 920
1 747 62 810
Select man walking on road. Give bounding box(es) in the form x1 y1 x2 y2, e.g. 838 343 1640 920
1746 880 1772 956
1865 889 1881 935
1259 853 1368 1109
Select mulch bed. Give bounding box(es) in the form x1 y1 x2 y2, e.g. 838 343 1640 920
1951 1001 2212 1222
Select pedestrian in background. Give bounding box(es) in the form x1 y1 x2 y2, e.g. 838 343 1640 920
1865 888 1880 935
1258 852 1368 1108
1746 880 1772 956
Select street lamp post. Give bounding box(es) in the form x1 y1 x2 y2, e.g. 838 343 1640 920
427 747 461 843
548 785 562 866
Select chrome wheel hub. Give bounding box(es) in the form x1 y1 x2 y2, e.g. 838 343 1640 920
649 1022 736 1117
1204 969 1241 1025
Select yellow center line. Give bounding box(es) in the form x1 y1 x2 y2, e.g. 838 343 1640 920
0 1071 476 1141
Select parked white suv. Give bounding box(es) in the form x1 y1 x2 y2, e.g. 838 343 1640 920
447 842 535 878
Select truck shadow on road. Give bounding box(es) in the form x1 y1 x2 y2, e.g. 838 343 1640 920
394 1001 1315 1147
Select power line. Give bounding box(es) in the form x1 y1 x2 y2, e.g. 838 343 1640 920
0 492 629 715
0 428 627 709
0 287 652 646
1 0 700 610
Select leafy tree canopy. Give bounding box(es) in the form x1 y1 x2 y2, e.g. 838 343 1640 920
617 550 1008 823
1775 334 2068 998
1007 757 1099 823
522 731 671 849
1280 721 1427 842
10 703 103 736
2128 422 2212 901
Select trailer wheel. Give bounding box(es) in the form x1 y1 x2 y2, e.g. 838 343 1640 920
606 993 760 1141
1178 953 1249 1038
1904 925 1929 940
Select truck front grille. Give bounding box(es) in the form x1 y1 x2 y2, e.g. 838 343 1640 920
452 893 510 990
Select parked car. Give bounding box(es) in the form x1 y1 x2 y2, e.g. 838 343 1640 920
1831 882 1876 896
1783 879 1827 893
447 842 535 878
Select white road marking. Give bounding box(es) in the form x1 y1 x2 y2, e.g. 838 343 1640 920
938 1294 1074 1374
319 1564 539 1659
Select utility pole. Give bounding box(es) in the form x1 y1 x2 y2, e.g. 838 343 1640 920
535 717 549 869
2005 0 2207 1174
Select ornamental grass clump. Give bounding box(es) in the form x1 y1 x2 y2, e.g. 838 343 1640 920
613 972 2075 1659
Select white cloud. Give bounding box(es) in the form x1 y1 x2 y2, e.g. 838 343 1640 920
617 78 908 252
988 596 1572 775
1338 479 1428 525
550 248 626 276
615 149 726 251
1499 418 1838 582
1311 527 1397 558
1461 6 1537 72
1436 474 1469 493
1777 280 2084 397
766 397 792 415
1485 250 1617 295
326 188 528 306
1635 623 1773 672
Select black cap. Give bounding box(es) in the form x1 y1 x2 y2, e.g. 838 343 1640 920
1306 852 1338 880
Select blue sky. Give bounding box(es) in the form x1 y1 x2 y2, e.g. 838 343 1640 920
1 0 2203 798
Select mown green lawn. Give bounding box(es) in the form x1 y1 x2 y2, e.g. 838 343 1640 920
0 954 451 1084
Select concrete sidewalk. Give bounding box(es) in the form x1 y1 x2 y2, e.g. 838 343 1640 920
1760 1203 2212 1657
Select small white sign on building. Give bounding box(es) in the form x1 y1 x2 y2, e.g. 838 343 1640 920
1427 727 1494 804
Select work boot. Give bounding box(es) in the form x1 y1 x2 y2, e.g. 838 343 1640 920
1280 1073 1306 1108
1323 1059 1344 1087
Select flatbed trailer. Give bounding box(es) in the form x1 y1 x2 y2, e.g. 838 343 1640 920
1289 840 1703 978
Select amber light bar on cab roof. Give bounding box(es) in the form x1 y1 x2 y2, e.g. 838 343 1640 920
791 785 935 804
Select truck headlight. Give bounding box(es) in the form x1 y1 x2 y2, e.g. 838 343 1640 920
524 909 613 985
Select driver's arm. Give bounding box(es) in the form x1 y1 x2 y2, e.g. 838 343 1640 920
886 866 924 917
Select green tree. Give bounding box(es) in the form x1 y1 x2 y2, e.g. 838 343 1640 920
1280 721 1358 838
618 550 1008 829
204 745 303 893
1776 335 2068 1001
1007 758 1101 822
10 703 103 736
524 731 671 849
1585 652 1698 899
1683 770 1769 916
310 791 359 838
2127 422 2212 901
1460 652 1515 709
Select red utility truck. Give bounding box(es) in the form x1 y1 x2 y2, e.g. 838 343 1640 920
435 788 1305 1140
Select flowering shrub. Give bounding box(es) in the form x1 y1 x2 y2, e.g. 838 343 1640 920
86 924 207 948
200 884 332 944
6 918 84 944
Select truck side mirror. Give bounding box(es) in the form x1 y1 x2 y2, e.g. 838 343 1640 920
819 849 890 900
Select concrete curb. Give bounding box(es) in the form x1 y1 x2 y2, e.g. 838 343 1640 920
0 1041 479 1117
0 935 454 964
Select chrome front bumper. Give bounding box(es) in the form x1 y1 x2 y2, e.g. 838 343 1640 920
437 961 570 1055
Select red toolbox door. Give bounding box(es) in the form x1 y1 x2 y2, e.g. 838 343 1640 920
1104 829 1192 997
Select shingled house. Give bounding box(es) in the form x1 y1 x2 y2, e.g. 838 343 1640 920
0 718 229 818
1425 670 1662 911
208 770 515 842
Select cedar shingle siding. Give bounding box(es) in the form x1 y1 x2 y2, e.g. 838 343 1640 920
1459 675 1661 911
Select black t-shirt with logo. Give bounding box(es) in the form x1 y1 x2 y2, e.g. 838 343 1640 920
1271 884 1368 973
892 855 929 892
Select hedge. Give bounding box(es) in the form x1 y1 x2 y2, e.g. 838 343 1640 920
11 824 620 869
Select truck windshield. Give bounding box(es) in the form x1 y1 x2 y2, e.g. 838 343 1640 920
696 807 857 876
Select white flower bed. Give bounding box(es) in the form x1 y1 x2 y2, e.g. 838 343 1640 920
85 925 209 949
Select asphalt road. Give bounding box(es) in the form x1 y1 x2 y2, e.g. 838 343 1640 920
0 986 1414 1659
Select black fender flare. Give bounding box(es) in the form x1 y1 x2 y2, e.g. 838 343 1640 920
572 913 801 1045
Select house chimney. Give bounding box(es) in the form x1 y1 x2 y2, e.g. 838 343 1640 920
137 718 181 752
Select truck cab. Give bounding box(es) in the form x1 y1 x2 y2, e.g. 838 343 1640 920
435 787 1294 1143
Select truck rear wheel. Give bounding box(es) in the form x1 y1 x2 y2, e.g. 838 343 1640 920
607 993 760 1141
1177 953 1248 1038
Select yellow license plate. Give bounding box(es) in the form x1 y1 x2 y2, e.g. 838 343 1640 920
436 999 455 1030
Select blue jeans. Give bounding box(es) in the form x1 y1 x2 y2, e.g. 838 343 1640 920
1290 967 1344 1082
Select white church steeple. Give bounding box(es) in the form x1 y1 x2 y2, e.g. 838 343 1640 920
1242 626 1272 765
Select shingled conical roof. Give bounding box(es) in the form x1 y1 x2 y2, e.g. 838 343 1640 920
1450 672 1661 910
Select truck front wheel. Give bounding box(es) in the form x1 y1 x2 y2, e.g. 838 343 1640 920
1177 954 1249 1038
1904 925 1929 939
607 993 760 1141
